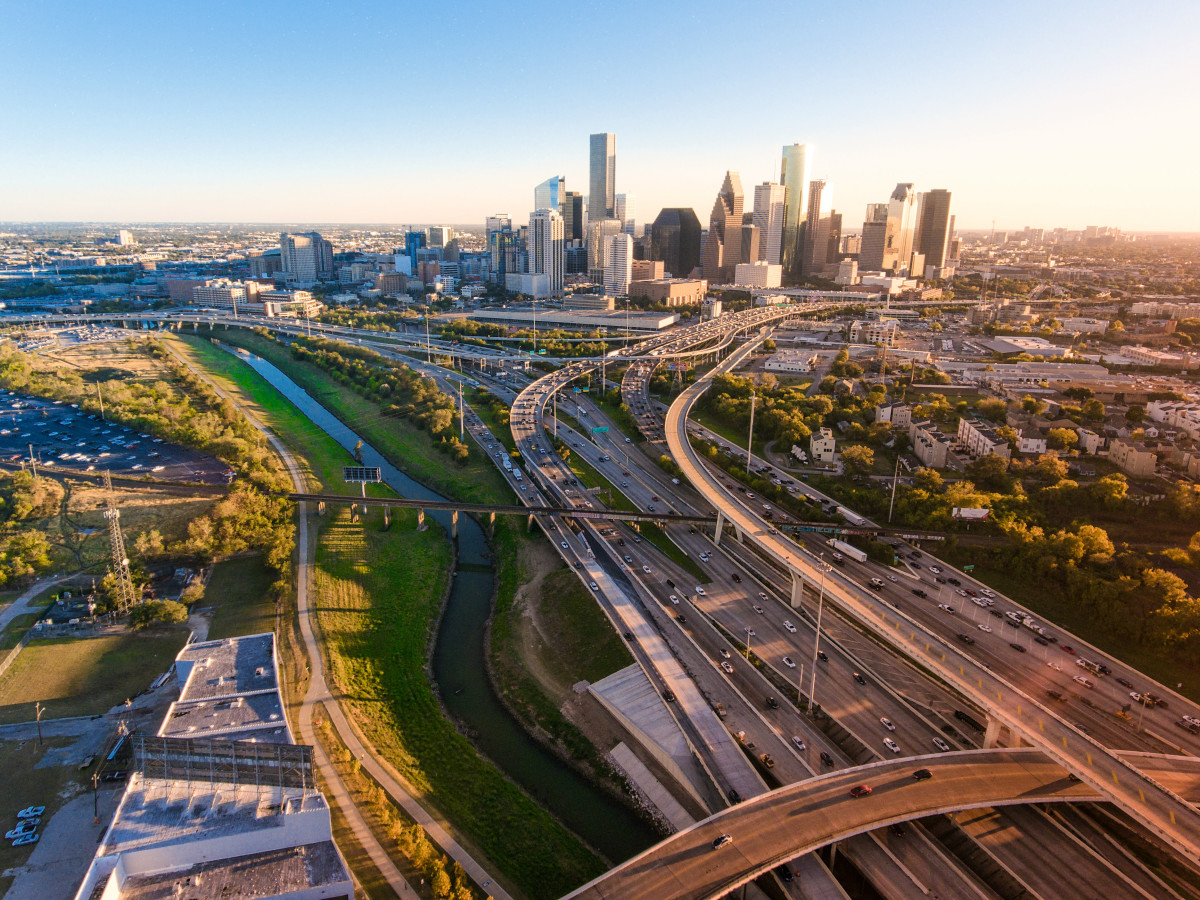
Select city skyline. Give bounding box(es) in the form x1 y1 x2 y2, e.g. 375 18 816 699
1 0 1197 231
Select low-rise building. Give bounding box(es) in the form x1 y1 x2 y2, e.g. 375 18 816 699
562 293 616 311
810 427 837 463
1147 400 1200 440
957 417 1012 460
1076 427 1104 454
909 420 952 469
764 349 818 374
1117 346 1196 370
628 278 707 306
1109 439 1157 477
875 403 913 428
849 318 901 347
734 261 782 288
1017 433 1048 454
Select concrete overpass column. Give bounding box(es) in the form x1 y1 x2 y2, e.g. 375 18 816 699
417 508 426 531
983 717 1002 749
382 506 391 529
488 511 495 537
451 509 459 540
714 510 725 546
350 503 359 523
790 570 804 608
317 501 325 517
527 512 535 533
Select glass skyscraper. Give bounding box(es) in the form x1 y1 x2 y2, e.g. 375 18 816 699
779 143 811 282
589 133 616 223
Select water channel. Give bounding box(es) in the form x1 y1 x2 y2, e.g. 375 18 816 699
233 350 659 863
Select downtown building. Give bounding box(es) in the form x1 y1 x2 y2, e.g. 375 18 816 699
753 182 786 266
589 132 616 222
701 171 754 284
779 142 812 283
649 208 702 278
279 232 333 284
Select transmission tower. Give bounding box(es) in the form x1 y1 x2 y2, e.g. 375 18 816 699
104 501 137 615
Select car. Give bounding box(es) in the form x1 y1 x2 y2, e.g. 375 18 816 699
727 788 742 804
1117 677 1134 689
752 604 764 615
1009 642 1027 653
589 582 599 591
911 588 927 598
731 573 742 583
978 624 992 633
935 576 947 584
712 833 733 849
560 541 569 549
669 594 679 605
758 592 768 601
820 752 834 767
695 586 706 596
880 717 895 731
17 806 44 819
783 620 797 633
948 577 961 586
853 672 866 685
955 589 968 597
720 649 731 659
766 696 780 709
957 633 976 645
938 604 955 614
792 736 806 751
759 753 775 768
1061 645 1076 654
887 574 898 582
849 784 872 798
932 737 951 752
981 588 995 597
746 628 756 637
662 689 676 702
1047 661 1062 671
817 650 828 662
912 768 934 780
989 609 1004 618
1034 636 1049 646
11 832 38 847
782 656 796 669
883 737 901 754
5 823 36 840
870 578 884 590
929 566 942 574
1074 675 1094 688
641 565 651 574
720 661 734 674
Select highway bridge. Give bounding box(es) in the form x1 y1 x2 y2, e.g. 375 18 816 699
564 747 1200 900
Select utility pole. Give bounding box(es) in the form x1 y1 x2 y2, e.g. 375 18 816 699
552 391 558 440
745 392 758 476
744 625 752 661
35 701 43 747
888 456 901 523
28 444 37 479
809 559 828 713
96 383 106 422
104 501 136 615
458 380 465 437
425 316 431 363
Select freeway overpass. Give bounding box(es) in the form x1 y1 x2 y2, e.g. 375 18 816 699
564 747 1200 900
664 333 1200 865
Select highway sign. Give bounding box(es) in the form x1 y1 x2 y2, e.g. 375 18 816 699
343 466 381 483
963 564 975 571
591 426 609 433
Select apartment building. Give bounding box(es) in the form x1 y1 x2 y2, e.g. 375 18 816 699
909 420 952 469
1109 439 1157 477
957 417 1012 460
810 427 837 463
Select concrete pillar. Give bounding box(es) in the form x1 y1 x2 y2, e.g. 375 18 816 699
317 501 325 517
714 510 724 546
417 508 426 531
382 506 391 529
451 509 459 539
488 511 495 537
527 512 535 533
790 570 804 608
350 503 359 523
983 717 1002 749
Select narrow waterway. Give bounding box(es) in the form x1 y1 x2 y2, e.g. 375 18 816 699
233 349 659 863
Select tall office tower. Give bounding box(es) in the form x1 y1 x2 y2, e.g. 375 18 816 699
858 203 890 271
587 218 624 284
801 179 836 276
485 215 514 283
117 229 135 246
914 188 953 269
827 211 842 265
279 232 334 284
615 194 635 236
563 192 584 242
737 224 761 272
534 176 566 217
528 209 565 296
779 143 812 282
427 226 453 248
650 208 702 278
589 133 616 222
881 183 918 273
701 171 744 283
752 183 786 265
604 233 634 296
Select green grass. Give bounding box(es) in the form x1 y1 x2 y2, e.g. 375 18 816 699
639 523 708 582
591 395 645 444
690 408 766 456
0 629 189 724
566 452 638 513
314 510 604 898
205 555 277 640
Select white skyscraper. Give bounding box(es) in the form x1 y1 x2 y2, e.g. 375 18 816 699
752 183 786 265
881 183 919 273
528 209 564 297
615 193 635 237
604 233 634 297
534 177 565 216
587 217 624 284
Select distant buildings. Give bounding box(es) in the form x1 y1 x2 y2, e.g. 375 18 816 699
587 218 624 286
630 260 665 282
915 188 953 273
534 177 566 217
604 233 633 296
615 193 635 237
957 417 1012 460
779 143 811 283
279 232 333 284
628 277 707 306
650 208 702 278
752 182 786 266
589 132 617 222
849 319 901 347
116 229 135 246
528 208 565 297
734 261 781 288
427 225 453 248
802 179 836 277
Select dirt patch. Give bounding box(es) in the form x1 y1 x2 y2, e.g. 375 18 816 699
510 540 579 703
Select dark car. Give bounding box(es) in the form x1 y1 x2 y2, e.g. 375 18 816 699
957 633 976 645
1009 643 1027 653
1117 678 1134 689
947 578 960 586
775 864 795 882
1034 636 1049 646
913 768 933 780
731 573 742 583
727 789 742 803
662 690 676 702
853 672 866 685
766 696 780 709
888 823 906 837
911 588 927 598
989 609 1003 618
817 650 828 662
820 752 834 767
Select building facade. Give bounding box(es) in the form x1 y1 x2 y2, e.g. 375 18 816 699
810 427 837 463
279 232 333 284
957 417 1012 460
915 188 952 270
1109 439 1157 477
589 132 616 222
753 182 786 265
604 233 634 296
650 207 702 278
779 142 811 282
628 277 707 306
701 171 744 284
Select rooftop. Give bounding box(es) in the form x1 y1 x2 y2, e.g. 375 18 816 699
177 633 278 702
160 692 290 743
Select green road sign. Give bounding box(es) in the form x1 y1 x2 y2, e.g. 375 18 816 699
963 564 975 571
591 426 609 433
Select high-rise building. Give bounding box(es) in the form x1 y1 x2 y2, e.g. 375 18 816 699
650 208 703 278
914 188 952 269
528 209 565 297
615 193 635 237
485 215 516 284
858 203 890 271
279 232 333 284
802 179 835 276
881 183 918 273
589 133 616 222
752 183 786 265
427 226 453 248
779 143 811 282
563 192 584 242
534 176 566 217
604 233 634 296
587 218 625 285
701 171 744 284
116 229 135 246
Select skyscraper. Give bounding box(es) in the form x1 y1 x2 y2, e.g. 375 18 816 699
881 183 919 274
427 226 453 248
858 203 889 271
280 232 333 284
534 176 566 217
485 215 515 284
650 208 702 278
779 143 811 282
802 179 835 276
604 233 634 296
914 188 953 270
701 171 744 284
615 193 635 237
589 133 616 222
752 183 786 265
563 192 584 242
528 209 564 297
587 217 624 285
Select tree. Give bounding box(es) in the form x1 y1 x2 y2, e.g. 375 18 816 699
1125 405 1146 424
975 398 1009 421
1046 427 1079 451
134 529 166 557
130 600 188 629
1021 395 1047 415
966 454 1011 492
1081 398 1106 421
913 468 944 493
841 445 874 476
1088 473 1129 509
1031 453 1069 482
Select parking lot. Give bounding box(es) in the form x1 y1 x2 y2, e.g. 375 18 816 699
0 392 230 485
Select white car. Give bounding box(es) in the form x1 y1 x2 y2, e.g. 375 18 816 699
1047 662 1062 671
560 542 569 549
792 736 806 751
720 661 734 674
782 656 796 669
932 737 951 752
783 620 797 633
937 604 954 614
981 588 996 597
978 624 992 632
669 595 679 605
880 717 895 731
886 575 898 582
695 586 706 596
589 582 599 591
641 565 651 574
929 566 942 574
753 605 764 615
720 649 731 659
758 592 768 601
883 738 901 754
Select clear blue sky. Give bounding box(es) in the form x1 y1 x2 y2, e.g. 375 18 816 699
2 0 1197 231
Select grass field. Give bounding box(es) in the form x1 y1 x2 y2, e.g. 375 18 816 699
0 629 189 724
313 510 603 898
204 555 277 641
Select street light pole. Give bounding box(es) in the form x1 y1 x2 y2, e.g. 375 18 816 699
888 455 901 523
808 560 827 712
746 392 757 476
744 625 752 661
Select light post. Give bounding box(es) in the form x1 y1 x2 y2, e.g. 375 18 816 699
808 558 828 713
746 392 757 476
744 625 752 661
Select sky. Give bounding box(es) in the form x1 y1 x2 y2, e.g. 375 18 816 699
2 0 1198 232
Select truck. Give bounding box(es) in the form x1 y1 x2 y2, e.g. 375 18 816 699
826 538 867 563
1020 615 1045 636
503 458 513 471
837 507 868 527
513 468 523 482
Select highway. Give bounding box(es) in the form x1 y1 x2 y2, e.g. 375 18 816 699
664 333 1200 866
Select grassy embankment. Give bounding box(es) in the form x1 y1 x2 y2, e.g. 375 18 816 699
204 555 277 641
177 332 611 898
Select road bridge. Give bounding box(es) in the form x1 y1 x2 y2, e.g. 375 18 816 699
564 748 1200 900
664 334 1200 866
